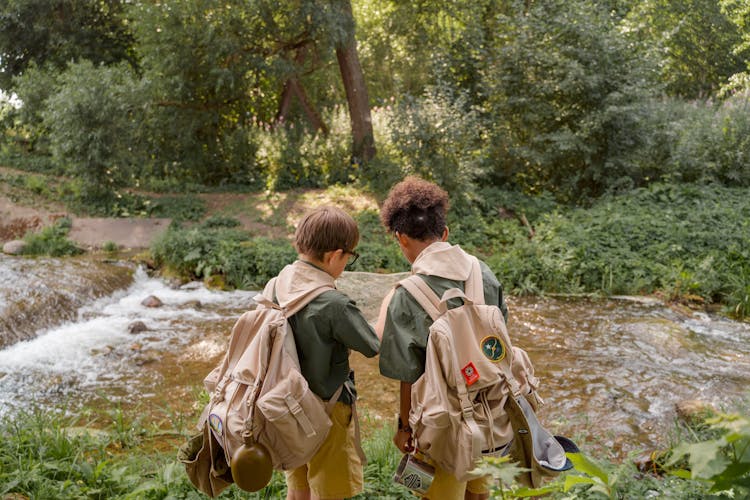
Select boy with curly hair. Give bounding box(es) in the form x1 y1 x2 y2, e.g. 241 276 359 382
377 177 508 500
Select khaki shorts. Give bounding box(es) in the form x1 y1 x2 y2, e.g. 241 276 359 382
285 402 364 498
416 452 491 499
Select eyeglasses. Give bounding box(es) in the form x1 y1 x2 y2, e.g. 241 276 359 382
344 250 359 267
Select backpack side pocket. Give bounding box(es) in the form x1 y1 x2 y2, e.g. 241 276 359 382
256 371 332 470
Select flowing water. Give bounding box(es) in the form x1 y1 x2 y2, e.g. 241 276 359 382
1 257 749 459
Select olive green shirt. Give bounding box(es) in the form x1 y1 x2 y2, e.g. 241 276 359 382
379 260 507 384
287 285 379 405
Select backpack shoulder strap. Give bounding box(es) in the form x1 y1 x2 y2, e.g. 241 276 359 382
399 275 441 321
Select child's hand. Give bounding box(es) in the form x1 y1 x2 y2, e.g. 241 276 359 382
393 428 414 453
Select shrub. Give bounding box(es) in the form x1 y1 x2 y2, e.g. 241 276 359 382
384 86 484 206
148 196 207 222
481 0 658 202
150 224 296 288
670 93 750 188
220 237 298 289
43 60 142 210
21 217 83 257
489 184 750 305
348 209 409 273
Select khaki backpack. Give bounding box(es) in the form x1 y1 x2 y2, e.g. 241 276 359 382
179 276 348 497
398 256 575 486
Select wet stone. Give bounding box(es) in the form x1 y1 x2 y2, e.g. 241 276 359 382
676 399 716 422
2 240 27 255
182 300 202 309
141 295 163 308
128 321 149 334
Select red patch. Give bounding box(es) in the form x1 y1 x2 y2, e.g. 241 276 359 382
461 362 480 386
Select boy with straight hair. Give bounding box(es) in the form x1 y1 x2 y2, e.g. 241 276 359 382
377 177 508 500
273 205 380 500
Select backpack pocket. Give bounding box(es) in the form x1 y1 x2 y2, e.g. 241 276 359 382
178 424 234 498
256 372 332 470
412 406 472 479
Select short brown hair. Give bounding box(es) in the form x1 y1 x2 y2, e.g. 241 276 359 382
380 176 450 240
294 206 359 261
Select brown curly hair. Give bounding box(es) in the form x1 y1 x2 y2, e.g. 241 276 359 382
380 176 450 240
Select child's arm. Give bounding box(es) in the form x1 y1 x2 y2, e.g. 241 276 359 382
331 294 380 357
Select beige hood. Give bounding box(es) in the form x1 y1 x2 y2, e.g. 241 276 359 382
259 260 335 311
411 242 474 281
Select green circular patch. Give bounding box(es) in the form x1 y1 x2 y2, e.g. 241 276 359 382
481 336 506 362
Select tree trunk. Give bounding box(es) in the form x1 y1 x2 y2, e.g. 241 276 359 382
336 0 376 163
275 45 329 133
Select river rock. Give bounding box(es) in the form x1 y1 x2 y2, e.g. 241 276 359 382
182 299 202 309
2 240 27 255
141 295 163 307
676 399 716 422
128 321 149 334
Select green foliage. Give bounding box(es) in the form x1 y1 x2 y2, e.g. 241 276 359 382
666 412 750 497
482 0 658 202
220 237 298 289
148 196 207 223
0 0 136 91
384 86 484 205
348 209 409 273
200 215 242 229
623 0 747 99
488 184 750 308
669 94 750 187
102 241 119 255
43 60 142 208
0 407 406 499
150 222 296 289
7 62 61 150
254 106 367 190
21 217 83 257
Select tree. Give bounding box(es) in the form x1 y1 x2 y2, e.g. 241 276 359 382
623 0 747 98
482 0 658 201
0 0 136 91
336 0 375 162
130 0 376 182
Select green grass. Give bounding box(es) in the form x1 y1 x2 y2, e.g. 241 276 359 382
4 402 744 499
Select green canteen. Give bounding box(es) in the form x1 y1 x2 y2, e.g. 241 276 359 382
230 442 273 492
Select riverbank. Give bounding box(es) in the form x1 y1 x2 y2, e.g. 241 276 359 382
0 165 379 249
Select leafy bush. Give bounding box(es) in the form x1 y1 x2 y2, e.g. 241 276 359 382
488 184 750 313
348 209 409 273
43 60 142 209
665 411 750 497
384 86 484 205
150 225 249 282
482 0 658 202
670 93 750 187
150 223 296 288
147 196 207 222
220 237 298 289
21 217 83 257
8 62 61 152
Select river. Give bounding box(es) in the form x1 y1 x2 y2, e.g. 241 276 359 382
1 256 748 459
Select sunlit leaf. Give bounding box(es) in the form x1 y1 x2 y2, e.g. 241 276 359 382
567 452 609 483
